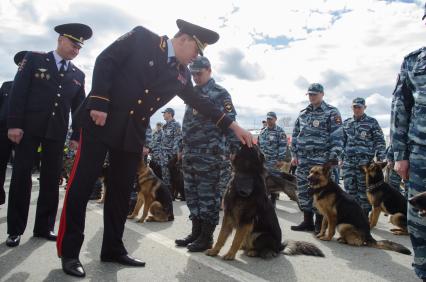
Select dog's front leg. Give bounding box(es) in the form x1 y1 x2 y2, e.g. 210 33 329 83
223 223 253 260
138 197 152 223
316 214 328 238
206 216 233 257
320 215 336 241
369 206 381 228
128 193 144 219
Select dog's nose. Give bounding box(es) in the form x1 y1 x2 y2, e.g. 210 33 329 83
409 198 415 205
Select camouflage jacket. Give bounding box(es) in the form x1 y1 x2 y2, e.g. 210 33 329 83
258 125 287 167
161 119 181 155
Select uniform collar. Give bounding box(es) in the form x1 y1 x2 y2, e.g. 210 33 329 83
52 50 69 69
197 78 215 93
266 124 277 131
353 113 366 121
306 100 327 112
166 118 175 125
166 39 175 63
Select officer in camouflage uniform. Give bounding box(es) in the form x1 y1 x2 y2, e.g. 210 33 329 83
160 108 182 191
217 135 232 197
391 4 426 279
385 145 404 195
342 97 386 216
175 56 238 252
258 111 287 206
149 122 163 178
291 83 343 233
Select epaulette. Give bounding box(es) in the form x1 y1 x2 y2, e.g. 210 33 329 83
31 51 46 55
404 47 426 60
159 36 167 52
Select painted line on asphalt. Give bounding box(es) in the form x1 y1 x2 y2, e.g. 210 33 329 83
90 207 269 282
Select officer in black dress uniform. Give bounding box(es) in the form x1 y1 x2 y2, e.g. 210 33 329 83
5 23 92 248
57 19 252 278
0 51 27 205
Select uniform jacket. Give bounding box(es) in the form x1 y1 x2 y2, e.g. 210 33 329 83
161 119 181 155
75 26 232 153
7 51 85 142
0 81 13 132
258 124 287 168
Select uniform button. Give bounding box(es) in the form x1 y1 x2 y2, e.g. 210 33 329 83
130 110 134 115
59 85 62 89
150 107 154 112
156 97 160 101
142 117 146 121
145 89 149 94
52 112 55 116
54 103 58 107
138 100 142 104
57 93 61 97
60 73 64 77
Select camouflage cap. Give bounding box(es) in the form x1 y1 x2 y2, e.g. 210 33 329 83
161 107 175 116
266 111 277 119
189 56 211 72
352 97 365 107
307 83 324 94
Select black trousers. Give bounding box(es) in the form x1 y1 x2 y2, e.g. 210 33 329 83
7 133 63 235
0 131 13 204
57 129 141 259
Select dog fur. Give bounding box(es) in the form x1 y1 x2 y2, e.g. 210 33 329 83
127 160 174 223
361 162 408 235
206 145 324 260
309 162 411 255
167 154 185 200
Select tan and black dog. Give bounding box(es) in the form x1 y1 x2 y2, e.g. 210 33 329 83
409 191 426 217
127 160 174 223
361 162 408 235
206 145 324 260
309 162 411 255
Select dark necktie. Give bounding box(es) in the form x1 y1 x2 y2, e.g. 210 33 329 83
59 59 66 73
168 57 176 68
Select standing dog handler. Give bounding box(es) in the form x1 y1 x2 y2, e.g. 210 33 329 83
57 20 252 277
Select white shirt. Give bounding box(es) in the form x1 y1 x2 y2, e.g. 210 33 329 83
53 50 69 71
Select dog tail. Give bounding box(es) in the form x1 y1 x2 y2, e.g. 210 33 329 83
281 240 325 257
368 239 411 255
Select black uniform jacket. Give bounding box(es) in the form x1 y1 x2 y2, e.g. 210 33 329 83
0 81 13 132
74 26 232 153
7 51 85 142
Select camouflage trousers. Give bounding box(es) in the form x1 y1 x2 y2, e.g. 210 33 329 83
182 153 222 225
296 158 338 212
407 146 426 279
160 152 173 187
342 161 371 213
218 159 232 196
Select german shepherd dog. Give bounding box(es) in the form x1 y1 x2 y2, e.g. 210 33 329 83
361 162 408 235
167 154 185 200
127 160 174 223
206 145 324 260
309 162 411 255
409 191 426 217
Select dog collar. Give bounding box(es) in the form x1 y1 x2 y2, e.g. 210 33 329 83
366 180 384 192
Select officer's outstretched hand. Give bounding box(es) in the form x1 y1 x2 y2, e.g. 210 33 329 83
8 128 24 144
229 122 252 147
90 110 107 126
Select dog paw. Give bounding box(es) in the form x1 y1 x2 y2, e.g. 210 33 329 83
222 252 236 260
316 233 325 238
205 249 219 257
246 250 257 257
319 236 331 241
137 218 145 223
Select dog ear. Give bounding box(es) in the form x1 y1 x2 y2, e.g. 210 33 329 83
377 161 387 170
360 164 368 174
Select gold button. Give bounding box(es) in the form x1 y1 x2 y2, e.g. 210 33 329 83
60 73 64 77
59 85 62 89
54 103 58 107
142 117 146 121
156 97 160 101
57 93 61 97
145 89 149 94
52 112 55 116
130 110 134 115
150 107 154 112
138 100 142 104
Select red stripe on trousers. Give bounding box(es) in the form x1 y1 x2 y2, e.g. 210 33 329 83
56 129 83 257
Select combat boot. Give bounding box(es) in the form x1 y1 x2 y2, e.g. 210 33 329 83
314 213 323 235
187 221 215 252
291 211 314 232
175 218 201 247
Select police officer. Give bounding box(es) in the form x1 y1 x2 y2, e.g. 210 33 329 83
391 4 426 279
342 97 386 217
0 51 27 205
290 83 343 233
175 56 239 252
57 20 252 277
258 111 287 206
160 107 182 190
149 122 163 178
5 23 91 249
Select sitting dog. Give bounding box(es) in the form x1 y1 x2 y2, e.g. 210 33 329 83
309 162 411 255
168 154 185 200
206 145 324 260
361 162 408 235
409 191 426 217
127 160 174 223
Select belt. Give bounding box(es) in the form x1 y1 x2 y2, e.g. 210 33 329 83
184 147 220 154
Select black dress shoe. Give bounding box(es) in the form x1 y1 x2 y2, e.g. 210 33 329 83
101 254 145 267
6 235 20 247
33 231 57 241
61 257 85 277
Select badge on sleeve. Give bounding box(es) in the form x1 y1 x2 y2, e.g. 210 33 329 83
223 99 234 113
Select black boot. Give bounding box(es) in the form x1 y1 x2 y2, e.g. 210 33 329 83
175 218 201 247
187 221 215 252
291 211 314 232
314 213 323 235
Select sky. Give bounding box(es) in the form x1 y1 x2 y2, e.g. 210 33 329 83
0 0 425 137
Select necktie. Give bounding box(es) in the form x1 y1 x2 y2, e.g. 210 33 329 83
59 59 66 73
168 57 176 68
